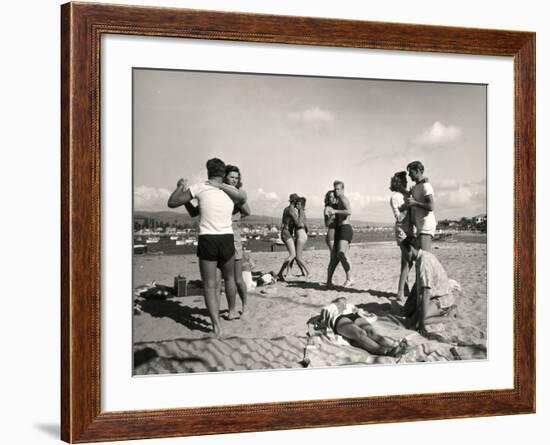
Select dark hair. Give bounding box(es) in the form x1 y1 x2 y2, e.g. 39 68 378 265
333 180 345 189
390 171 408 192
324 190 336 207
406 160 425 173
225 164 242 189
206 158 226 179
299 196 307 208
401 237 416 251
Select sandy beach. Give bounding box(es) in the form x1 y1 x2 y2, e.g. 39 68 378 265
133 241 487 374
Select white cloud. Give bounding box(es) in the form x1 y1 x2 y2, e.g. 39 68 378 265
432 179 460 191
255 188 280 202
346 192 387 212
289 107 335 125
433 179 486 214
134 185 171 210
414 121 462 148
247 188 281 216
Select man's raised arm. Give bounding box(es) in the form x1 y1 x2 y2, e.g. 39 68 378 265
167 179 193 208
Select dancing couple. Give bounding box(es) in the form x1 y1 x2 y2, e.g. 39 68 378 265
167 158 250 336
324 180 354 288
277 193 311 281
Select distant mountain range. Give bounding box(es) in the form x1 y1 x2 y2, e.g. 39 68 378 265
134 210 392 227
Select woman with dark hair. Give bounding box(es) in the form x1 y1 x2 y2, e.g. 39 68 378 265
324 189 338 261
224 165 250 317
389 171 412 303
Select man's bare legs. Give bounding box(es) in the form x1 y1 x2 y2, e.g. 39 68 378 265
277 238 297 280
418 234 432 252
234 259 248 316
337 239 353 287
199 259 223 336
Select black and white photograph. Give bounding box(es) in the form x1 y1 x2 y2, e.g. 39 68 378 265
132 68 487 375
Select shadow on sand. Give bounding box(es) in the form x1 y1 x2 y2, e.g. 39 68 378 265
284 280 366 294
140 299 212 333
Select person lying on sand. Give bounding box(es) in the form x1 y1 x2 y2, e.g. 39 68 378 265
400 238 458 336
314 297 408 357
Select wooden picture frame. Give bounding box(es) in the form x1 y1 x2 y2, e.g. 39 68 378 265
61 2 535 442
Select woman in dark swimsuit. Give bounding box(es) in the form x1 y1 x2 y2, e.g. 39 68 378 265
277 194 299 281
324 190 338 262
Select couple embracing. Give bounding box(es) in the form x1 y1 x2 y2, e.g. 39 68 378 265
324 180 354 288
168 157 249 336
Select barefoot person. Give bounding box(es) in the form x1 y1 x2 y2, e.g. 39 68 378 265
180 165 251 318
277 194 299 281
389 171 413 303
292 196 311 278
318 297 408 357
401 238 458 336
167 158 245 336
406 161 436 252
324 190 338 262
326 180 353 287
225 165 251 316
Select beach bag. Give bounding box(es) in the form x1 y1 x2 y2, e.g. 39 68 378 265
173 274 188 297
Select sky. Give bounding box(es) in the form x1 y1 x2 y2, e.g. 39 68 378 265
133 68 486 223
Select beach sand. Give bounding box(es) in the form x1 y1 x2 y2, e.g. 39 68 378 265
133 241 487 374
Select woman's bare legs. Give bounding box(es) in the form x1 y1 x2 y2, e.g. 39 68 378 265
326 228 335 263
326 240 341 286
336 319 380 353
277 238 297 280
418 234 432 252
288 239 306 276
335 318 397 355
295 229 310 278
234 259 248 316
397 244 412 303
220 256 238 320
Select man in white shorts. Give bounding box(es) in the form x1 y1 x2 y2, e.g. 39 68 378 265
168 158 246 336
406 160 437 252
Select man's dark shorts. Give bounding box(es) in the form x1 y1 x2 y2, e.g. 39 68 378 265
335 224 353 243
197 234 235 265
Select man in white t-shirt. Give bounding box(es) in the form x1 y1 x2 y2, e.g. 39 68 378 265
406 160 437 252
168 158 246 336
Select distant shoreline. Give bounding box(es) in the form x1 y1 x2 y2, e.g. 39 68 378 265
134 232 487 257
